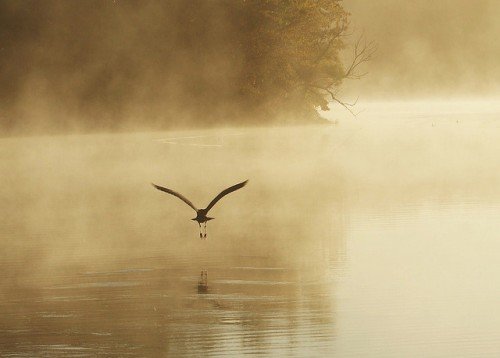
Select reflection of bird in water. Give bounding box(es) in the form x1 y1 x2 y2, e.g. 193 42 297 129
198 270 208 293
152 180 248 238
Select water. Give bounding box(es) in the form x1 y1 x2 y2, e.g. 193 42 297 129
2 105 500 356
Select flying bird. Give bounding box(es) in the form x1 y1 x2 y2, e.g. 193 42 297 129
152 180 248 238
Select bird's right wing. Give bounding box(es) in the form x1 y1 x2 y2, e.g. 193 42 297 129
205 180 248 213
151 183 198 212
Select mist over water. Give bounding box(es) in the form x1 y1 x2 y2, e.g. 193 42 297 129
2 103 500 356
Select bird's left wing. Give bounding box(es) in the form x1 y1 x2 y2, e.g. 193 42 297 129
151 183 198 212
205 180 248 213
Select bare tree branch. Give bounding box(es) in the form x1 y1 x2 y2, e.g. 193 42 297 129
305 33 376 117
307 85 360 117
344 33 377 79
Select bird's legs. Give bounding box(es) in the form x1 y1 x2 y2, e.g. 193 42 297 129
198 222 202 239
203 222 207 239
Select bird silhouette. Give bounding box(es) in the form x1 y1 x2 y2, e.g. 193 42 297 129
152 180 248 238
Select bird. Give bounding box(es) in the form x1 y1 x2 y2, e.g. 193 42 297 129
152 180 248 239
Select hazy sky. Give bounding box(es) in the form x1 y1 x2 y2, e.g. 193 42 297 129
344 0 500 98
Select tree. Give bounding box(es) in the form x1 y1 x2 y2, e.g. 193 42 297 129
235 0 375 120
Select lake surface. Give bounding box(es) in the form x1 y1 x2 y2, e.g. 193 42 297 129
1 103 500 356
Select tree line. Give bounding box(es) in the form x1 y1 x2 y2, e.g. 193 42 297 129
0 0 373 133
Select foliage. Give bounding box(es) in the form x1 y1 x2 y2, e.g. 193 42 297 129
236 0 350 118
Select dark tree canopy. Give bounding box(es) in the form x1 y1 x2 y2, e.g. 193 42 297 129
0 0 368 133
236 0 349 118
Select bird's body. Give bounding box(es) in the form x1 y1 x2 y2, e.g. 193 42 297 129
192 209 214 224
152 180 248 238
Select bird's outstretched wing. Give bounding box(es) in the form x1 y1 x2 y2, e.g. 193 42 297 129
151 183 198 212
205 180 248 213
